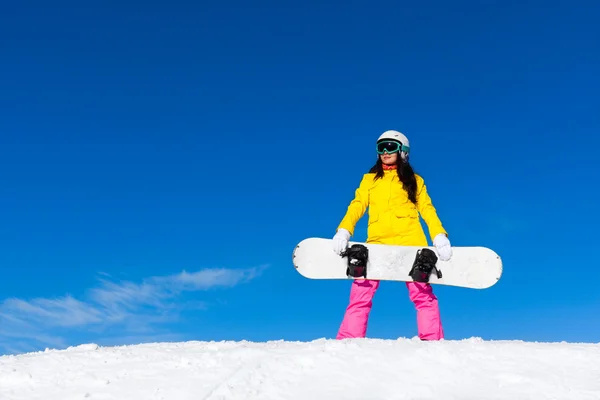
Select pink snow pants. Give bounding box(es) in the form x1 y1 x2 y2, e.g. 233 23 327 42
336 279 444 340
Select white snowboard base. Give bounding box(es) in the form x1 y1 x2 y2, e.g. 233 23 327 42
292 237 502 289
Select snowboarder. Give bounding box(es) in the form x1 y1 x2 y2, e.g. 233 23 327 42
332 129 453 340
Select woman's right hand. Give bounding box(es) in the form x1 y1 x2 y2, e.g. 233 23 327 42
332 228 351 255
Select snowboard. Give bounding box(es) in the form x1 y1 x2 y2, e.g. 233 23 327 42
292 237 502 289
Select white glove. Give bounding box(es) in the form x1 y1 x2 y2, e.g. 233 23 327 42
332 228 351 255
433 233 452 261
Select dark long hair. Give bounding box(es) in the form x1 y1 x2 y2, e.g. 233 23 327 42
369 155 417 203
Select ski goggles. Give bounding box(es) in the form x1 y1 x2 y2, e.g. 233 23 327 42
376 140 409 155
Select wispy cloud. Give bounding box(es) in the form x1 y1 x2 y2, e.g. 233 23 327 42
2 296 104 327
0 265 267 355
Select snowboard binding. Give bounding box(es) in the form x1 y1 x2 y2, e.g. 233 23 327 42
408 248 442 283
340 244 369 278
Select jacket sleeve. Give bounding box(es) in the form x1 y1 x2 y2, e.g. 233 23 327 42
336 174 370 236
415 175 447 241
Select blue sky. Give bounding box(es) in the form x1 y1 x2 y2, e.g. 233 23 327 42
1 0 599 354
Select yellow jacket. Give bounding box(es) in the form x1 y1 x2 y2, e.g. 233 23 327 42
337 170 447 246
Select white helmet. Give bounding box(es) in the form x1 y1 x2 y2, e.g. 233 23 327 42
377 130 410 160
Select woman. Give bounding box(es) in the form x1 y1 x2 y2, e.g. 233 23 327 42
332 129 452 341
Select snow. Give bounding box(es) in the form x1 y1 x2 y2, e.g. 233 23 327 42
1 338 599 400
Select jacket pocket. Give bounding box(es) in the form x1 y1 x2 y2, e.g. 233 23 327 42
367 211 379 226
393 207 419 219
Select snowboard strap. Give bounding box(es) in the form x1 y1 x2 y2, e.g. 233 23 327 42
408 248 442 283
340 244 369 278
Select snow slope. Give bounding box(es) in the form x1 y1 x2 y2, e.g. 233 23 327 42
1 338 599 400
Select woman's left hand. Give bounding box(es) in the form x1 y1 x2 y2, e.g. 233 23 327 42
433 234 452 261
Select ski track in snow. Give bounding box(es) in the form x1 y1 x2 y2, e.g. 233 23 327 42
1 338 599 400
